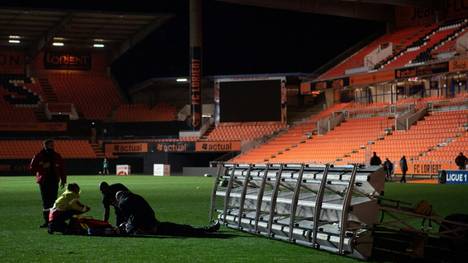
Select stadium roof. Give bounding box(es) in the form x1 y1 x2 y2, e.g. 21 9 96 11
218 0 440 21
0 8 173 60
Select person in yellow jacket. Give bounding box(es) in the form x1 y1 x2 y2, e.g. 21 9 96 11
48 183 90 234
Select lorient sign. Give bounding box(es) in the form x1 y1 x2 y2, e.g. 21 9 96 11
445 170 468 184
44 52 92 70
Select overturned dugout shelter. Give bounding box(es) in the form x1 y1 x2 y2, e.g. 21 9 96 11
209 163 385 260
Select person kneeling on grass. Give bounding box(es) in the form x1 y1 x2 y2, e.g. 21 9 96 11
99 181 129 226
115 190 220 236
48 183 90 234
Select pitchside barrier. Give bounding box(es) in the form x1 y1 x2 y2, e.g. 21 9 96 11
439 170 468 184
209 163 385 260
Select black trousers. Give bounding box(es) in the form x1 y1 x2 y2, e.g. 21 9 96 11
39 179 59 210
400 170 407 183
115 207 125 226
385 170 392 180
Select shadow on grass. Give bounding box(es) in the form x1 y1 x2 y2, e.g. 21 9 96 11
370 227 468 263
120 232 240 239
55 230 242 239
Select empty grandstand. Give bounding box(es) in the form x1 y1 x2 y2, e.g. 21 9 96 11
0 1 466 181
1 2 468 263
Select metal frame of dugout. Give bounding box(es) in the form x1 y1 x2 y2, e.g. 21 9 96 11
209 163 385 260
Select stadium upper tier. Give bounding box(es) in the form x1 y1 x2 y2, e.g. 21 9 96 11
0 73 181 123
381 23 463 69
319 19 468 81
0 75 42 123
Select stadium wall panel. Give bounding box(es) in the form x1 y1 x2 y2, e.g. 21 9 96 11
0 157 143 175
182 166 217 176
103 121 188 138
142 152 227 174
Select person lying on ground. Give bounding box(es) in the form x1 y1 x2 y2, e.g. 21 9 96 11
115 190 220 236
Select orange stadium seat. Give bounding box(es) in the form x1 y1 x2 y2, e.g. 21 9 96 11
341 109 467 173
382 25 460 69
232 97 467 169
46 72 122 120
0 78 40 123
113 103 177 122
0 140 97 159
203 122 286 142
319 20 468 80
231 104 393 164
319 25 433 80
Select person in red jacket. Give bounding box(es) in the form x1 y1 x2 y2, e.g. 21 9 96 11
30 139 66 228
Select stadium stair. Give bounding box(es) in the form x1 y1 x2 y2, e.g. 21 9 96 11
200 124 215 140
33 104 48 121
38 77 58 102
90 142 105 158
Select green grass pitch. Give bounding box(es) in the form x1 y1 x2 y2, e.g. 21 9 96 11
1 175 468 263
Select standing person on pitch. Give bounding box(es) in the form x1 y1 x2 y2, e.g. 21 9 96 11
383 158 394 181
102 158 109 175
30 139 66 228
400 155 408 183
370 152 382 166
455 152 467 170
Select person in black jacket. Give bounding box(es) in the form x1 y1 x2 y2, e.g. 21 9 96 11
370 152 382 166
115 191 219 236
383 158 394 181
99 182 129 225
400 156 408 183
30 139 67 228
455 152 467 170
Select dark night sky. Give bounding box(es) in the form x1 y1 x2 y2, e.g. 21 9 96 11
112 1 385 88
1 0 385 88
